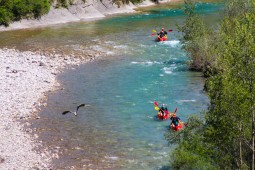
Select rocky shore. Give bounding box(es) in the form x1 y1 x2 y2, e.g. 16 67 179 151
0 48 99 169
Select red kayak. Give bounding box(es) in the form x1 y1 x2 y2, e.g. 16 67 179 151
156 36 167 42
171 123 183 131
157 110 170 120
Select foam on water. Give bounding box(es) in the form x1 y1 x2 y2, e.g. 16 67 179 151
105 41 115 44
159 40 180 47
106 51 114 55
130 61 161 66
162 67 174 74
176 99 197 103
113 45 128 49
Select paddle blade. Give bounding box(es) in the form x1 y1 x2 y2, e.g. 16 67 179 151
153 101 159 106
152 29 157 33
168 29 173 32
174 107 178 113
154 106 159 111
151 33 156 36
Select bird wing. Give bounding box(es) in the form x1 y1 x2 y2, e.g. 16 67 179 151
62 111 71 115
76 104 85 112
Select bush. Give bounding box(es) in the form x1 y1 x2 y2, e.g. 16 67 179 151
0 7 13 26
0 0 50 26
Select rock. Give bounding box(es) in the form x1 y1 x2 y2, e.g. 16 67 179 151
0 157 5 163
12 69 18 73
39 62 46 66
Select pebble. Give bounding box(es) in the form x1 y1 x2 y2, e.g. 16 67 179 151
0 48 97 169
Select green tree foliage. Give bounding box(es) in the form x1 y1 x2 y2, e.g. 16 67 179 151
55 0 69 8
165 115 218 169
0 7 12 26
112 0 143 7
0 0 50 26
0 0 143 26
177 0 215 75
205 6 255 168
167 0 255 169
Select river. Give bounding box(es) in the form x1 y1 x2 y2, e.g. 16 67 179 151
0 2 223 169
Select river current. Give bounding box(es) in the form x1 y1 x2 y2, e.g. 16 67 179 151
0 2 223 169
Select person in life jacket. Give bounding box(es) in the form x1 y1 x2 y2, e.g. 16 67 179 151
159 104 168 117
157 28 168 38
170 113 181 128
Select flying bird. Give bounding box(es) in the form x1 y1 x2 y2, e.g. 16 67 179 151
62 104 86 116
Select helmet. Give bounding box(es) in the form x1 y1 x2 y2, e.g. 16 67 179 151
162 104 166 107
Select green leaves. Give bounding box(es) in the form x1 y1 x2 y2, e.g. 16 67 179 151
177 0 213 73
0 0 50 26
202 5 255 169
165 115 218 169
168 0 255 169
0 7 13 26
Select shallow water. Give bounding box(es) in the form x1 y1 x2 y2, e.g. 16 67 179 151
1 2 223 169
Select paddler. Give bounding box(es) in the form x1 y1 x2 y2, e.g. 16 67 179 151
170 113 181 128
157 28 167 39
160 104 168 117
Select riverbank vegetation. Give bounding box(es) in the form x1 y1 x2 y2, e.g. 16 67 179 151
0 0 51 26
0 0 87 26
0 0 144 27
165 0 255 169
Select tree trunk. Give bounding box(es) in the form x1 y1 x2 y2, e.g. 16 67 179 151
251 57 254 170
240 123 243 168
252 108 254 170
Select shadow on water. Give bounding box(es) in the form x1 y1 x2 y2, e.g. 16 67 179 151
159 166 171 170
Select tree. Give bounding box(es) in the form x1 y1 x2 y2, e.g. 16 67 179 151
167 0 255 169
0 0 51 26
177 0 213 73
205 1 255 167
165 115 218 169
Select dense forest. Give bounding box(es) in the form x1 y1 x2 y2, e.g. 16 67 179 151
165 0 255 169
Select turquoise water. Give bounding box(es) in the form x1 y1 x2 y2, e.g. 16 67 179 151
0 2 223 169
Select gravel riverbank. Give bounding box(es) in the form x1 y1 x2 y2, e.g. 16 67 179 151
0 48 99 169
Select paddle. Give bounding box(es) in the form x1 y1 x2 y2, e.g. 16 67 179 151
151 29 173 36
154 106 159 110
180 121 188 127
154 101 166 113
173 107 178 114
153 101 168 118
153 101 160 112
170 108 188 127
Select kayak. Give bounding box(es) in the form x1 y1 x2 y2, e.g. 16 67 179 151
157 110 170 120
171 123 183 131
156 36 167 42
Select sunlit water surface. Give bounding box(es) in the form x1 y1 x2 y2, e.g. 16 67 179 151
0 2 223 169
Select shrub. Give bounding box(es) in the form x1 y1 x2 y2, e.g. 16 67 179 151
0 0 50 26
